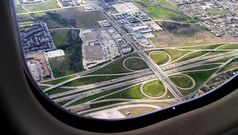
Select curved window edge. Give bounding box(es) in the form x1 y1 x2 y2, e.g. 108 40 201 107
6 0 238 133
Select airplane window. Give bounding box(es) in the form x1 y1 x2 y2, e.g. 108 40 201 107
14 0 238 121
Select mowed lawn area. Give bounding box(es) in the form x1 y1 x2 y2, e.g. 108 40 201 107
143 80 166 97
149 52 169 65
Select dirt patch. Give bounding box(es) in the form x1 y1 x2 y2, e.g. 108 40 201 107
153 31 238 48
152 31 177 47
153 21 238 47
118 107 156 118
148 101 177 107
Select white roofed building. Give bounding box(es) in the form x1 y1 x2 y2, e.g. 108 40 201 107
113 2 139 13
46 49 65 58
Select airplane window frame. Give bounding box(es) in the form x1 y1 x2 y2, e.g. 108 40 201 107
6 0 238 133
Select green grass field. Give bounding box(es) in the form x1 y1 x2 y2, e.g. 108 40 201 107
163 49 190 61
46 87 69 95
18 21 35 25
183 69 218 95
211 57 232 63
157 0 177 10
69 87 128 106
143 80 165 97
89 53 138 75
51 29 70 47
100 84 173 100
169 75 193 89
14 4 27 14
43 76 74 85
49 56 73 78
181 44 223 50
49 29 84 77
233 58 238 62
133 0 190 22
185 64 220 71
150 52 169 65
64 75 123 86
100 85 144 100
23 0 59 12
217 44 238 49
146 49 190 62
29 12 76 29
221 62 238 72
124 57 148 70
177 51 208 62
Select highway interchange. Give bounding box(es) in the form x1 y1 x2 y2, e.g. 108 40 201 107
40 46 238 109
24 1 238 117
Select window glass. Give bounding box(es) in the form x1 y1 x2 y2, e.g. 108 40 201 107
14 0 238 120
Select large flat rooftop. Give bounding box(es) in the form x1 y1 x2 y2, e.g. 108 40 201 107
112 2 139 13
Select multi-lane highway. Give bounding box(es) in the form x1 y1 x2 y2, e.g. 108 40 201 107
42 52 140 92
164 51 238 74
59 75 157 107
89 2 184 101
45 48 237 106
161 50 238 71
50 69 153 99
40 2 238 108
138 51 184 100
